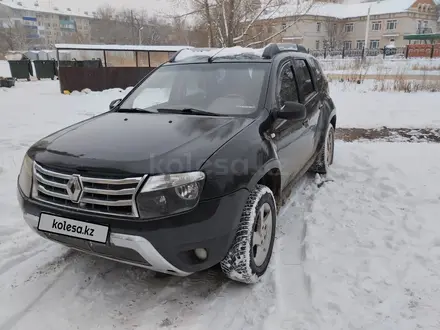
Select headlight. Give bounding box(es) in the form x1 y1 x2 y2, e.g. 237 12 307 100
135 171 205 219
18 154 33 197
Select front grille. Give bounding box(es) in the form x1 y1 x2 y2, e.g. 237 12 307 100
32 162 144 217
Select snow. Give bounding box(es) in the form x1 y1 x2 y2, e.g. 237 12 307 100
303 142 440 330
174 46 266 62
1 80 440 329
0 60 11 77
55 44 193 52
320 58 440 76
261 0 419 20
330 83 440 128
0 0 92 17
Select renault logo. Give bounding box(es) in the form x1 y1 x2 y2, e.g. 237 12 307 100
66 175 83 203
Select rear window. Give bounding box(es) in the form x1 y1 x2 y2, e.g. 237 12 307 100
311 58 324 82
294 59 315 100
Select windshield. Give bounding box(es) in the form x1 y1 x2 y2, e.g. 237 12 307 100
118 62 270 116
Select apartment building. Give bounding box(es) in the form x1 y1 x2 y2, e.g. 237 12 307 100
0 0 92 48
251 0 439 50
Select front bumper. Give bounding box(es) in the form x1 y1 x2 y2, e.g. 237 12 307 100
18 187 249 276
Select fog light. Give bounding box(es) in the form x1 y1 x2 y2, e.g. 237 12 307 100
194 248 208 260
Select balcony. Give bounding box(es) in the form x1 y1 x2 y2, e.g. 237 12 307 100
417 27 433 34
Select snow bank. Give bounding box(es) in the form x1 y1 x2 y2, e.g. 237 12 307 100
0 60 11 78
303 141 440 330
331 85 440 128
321 58 440 76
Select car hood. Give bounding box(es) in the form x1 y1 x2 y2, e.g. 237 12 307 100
29 112 253 176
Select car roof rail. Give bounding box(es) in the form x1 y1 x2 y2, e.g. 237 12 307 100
262 43 308 59
168 48 192 62
168 47 219 63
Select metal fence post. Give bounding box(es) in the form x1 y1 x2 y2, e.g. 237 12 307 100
342 47 345 59
405 46 409 59
431 45 435 58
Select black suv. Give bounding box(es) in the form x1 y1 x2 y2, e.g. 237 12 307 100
17 43 336 284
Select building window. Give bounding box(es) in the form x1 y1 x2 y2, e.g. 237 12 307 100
370 40 380 49
386 20 397 30
317 22 321 32
343 41 352 49
344 23 354 32
371 21 381 31
356 40 365 49
316 40 320 49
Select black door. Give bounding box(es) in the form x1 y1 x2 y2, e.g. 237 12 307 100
271 60 310 189
293 58 321 157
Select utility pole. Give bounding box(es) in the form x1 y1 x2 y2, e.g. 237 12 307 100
363 4 372 60
138 26 143 45
130 10 135 44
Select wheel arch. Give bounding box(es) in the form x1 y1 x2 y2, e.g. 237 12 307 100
330 113 337 128
247 159 282 206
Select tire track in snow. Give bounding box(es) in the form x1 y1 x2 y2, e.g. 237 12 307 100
170 175 318 330
0 261 72 330
0 244 50 276
262 174 321 330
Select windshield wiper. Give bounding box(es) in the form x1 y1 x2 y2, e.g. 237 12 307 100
116 108 155 113
156 107 222 116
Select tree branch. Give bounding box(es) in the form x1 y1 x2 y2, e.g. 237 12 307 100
245 1 315 47
233 0 276 43
245 18 298 47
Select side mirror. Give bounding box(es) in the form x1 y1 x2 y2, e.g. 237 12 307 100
277 101 307 121
109 99 122 110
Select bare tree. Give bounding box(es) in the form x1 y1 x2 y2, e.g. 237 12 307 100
92 5 174 45
173 0 315 47
0 18 29 51
94 4 117 20
322 17 345 49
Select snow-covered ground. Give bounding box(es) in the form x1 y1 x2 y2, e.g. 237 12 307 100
1 80 440 330
0 61 11 77
321 57 440 76
330 82 440 128
303 142 440 330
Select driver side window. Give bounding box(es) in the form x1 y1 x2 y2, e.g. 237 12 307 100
277 62 299 108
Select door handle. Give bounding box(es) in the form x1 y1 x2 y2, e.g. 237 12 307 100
302 119 309 127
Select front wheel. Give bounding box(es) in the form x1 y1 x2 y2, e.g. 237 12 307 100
310 123 335 174
220 185 276 284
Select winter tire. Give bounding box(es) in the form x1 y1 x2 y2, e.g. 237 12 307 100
310 123 335 174
220 184 276 284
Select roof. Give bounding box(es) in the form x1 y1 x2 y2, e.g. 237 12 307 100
0 0 92 18
173 47 266 62
170 44 309 63
260 0 419 20
403 32 440 40
54 44 193 52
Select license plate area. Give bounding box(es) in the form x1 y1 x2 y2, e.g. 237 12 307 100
38 213 109 244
